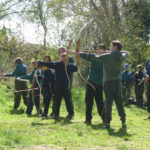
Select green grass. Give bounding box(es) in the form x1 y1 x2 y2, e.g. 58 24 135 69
0 81 150 150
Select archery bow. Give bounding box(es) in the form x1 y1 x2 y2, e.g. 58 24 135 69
75 39 95 90
33 50 41 115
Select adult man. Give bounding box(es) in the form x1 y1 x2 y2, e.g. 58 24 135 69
38 52 78 119
49 47 75 117
57 47 74 86
80 44 106 124
69 40 128 128
3 57 28 110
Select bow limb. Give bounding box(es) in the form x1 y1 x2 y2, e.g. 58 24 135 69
33 50 41 115
65 40 73 89
75 39 80 67
75 39 95 90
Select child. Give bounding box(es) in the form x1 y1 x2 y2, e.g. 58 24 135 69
41 55 55 117
38 52 78 119
134 64 145 108
80 44 106 124
3 57 28 110
121 64 133 104
18 61 43 116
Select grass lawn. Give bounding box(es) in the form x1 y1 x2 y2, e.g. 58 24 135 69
0 81 150 150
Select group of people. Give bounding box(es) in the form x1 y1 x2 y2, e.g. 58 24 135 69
121 62 150 112
3 40 150 129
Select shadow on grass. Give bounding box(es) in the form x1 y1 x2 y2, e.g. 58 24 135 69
107 128 133 139
31 122 50 126
90 123 102 130
9 108 25 115
52 117 75 125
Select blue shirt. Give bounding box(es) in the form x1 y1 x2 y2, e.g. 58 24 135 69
121 70 133 87
21 69 42 86
6 63 27 77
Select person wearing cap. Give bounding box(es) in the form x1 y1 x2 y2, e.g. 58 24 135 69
18 60 43 116
38 52 78 119
121 64 133 104
3 57 28 110
80 44 106 124
69 40 128 129
134 64 145 108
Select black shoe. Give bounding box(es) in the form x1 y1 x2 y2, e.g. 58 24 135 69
66 114 74 119
122 123 127 129
84 120 91 125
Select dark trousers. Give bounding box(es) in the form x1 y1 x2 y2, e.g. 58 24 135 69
54 87 74 116
104 80 126 124
135 84 144 107
146 83 150 113
43 88 53 115
85 82 105 121
26 91 42 115
14 80 28 109
122 86 131 102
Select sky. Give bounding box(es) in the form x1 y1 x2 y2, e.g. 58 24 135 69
0 15 64 46
0 17 40 44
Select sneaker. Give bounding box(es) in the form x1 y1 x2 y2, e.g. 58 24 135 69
84 120 91 125
122 123 127 129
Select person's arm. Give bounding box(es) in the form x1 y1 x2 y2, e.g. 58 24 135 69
38 61 56 69
20 71 34 80
80 53 93 62
129 73 133 83
79 52 108 63
67 64 78 72
5 66 19 77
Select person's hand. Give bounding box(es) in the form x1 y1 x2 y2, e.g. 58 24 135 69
145 75 149 82
34 74 37 78
75 52 79 57
66 49 76 55
2 73 6 77
16 77 20 80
